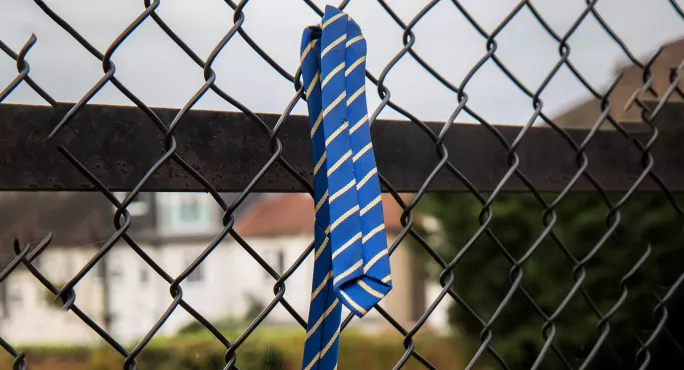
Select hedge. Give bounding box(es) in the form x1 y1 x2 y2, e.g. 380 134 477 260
0 329 461 369
418 192 684 369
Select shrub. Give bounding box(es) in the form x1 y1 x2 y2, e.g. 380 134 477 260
42 281 67 309
178 317 246 336
4 331 460 369
177 294 266 337
418 192 684 369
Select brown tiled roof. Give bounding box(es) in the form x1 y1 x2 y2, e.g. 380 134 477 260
0 192 111 259
552 36 684 129
234 193 413 237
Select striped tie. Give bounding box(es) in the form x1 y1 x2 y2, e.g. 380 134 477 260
299 5 393 370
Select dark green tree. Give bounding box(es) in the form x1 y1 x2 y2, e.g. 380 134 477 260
416 191 684 369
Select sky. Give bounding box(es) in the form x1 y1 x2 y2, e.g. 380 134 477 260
2 0 684 125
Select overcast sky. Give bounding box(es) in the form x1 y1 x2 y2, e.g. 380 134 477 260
2 0 684 125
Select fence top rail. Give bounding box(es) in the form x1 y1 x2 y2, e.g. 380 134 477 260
0 102 682 193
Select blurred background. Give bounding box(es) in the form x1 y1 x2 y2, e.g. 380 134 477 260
1 0 684 369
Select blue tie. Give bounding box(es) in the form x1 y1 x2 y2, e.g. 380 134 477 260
299 6 393 370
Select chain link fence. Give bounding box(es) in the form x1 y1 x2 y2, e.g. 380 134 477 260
1 1 684 369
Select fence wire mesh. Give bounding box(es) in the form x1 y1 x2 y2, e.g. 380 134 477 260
1 0 684 369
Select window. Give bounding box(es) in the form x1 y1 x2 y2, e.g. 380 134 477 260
277 250 285 275
140 266 149 284
262 250 286 280
179 197 200 222
8 286 22 308
96 257 106 279
187 268 203 282
0 284 7 318
157 193 219 236
113 192 149 217
108 257 122 279
186 255 204 283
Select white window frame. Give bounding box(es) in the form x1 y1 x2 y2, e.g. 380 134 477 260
157 193 219 236
113 192 149 217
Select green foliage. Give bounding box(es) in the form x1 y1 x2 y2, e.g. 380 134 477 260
43 281 67 309
243 293 267 323
417 191 684 369
86 343 287 370
178 294 266 337
178 317 246 336
4 331 460 370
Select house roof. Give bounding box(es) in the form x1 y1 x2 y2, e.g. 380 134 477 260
0 192 111 259
0 189 414 256
0 191 265 259
613 37 684 73
551 36 684 129
234 192 414 237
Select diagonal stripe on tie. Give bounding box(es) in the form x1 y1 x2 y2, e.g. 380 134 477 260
299 5 393 370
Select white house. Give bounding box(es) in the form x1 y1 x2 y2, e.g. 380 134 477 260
0 191 449 346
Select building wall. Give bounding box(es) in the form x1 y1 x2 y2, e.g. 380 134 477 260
0 233 449 345
103 233 399 343
154 192 223 237
0 247 106 345
379 234 416 330
104 243 167 343
104 235 323 343
375 233 450 335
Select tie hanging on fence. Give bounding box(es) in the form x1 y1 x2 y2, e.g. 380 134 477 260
299 6 393 370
